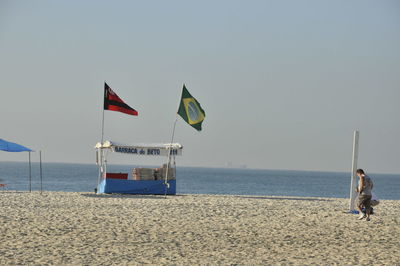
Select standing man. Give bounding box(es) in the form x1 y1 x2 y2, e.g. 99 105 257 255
356 169 374 221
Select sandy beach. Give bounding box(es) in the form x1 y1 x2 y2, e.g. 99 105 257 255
0 191 399 265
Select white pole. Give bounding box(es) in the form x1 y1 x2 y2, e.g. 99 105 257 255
28 151 32 193
40 151 43 194
103 149 107 178
96 148 106 193
349 130 359 212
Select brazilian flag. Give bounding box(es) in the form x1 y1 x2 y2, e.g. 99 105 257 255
177 85 205 131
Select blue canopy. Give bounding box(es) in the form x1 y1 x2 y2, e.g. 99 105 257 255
0 139 32 152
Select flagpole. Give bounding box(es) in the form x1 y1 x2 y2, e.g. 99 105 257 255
164 115 178 198
101 81 106 144
98 82 106 193
101 108 105 144
164 84 184 197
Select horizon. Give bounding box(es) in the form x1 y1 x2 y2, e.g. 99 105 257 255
1 160 399 176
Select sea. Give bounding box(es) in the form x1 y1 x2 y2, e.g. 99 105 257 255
0 162 399 200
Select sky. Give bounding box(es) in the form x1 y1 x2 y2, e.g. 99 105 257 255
0 0 399 174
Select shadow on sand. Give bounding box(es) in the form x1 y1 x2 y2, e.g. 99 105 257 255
80 193 188 200
238 196 333 202
0 190 34 194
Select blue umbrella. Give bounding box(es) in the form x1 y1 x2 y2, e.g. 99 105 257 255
0 139 32 152
0 138 34 192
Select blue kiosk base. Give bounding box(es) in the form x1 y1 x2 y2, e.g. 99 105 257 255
98 179 176 195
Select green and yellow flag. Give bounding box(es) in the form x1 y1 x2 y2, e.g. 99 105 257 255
177 85 205 131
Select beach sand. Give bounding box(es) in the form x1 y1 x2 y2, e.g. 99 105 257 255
0 191 399 265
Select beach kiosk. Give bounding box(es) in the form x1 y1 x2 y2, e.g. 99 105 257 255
95 140 182 195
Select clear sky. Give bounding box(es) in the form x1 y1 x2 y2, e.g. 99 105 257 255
1 0 399 174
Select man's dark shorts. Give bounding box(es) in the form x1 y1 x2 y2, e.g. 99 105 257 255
358 194 372 210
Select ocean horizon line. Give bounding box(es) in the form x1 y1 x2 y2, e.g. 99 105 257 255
1 160 399 176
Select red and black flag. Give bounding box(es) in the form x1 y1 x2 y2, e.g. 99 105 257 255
104 82 138 116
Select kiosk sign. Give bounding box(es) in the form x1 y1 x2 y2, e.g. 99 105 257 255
113 145 182 156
